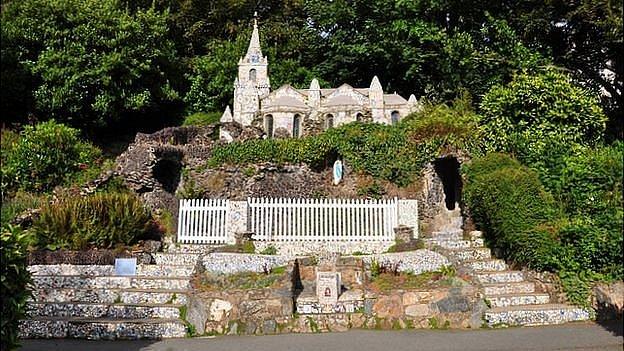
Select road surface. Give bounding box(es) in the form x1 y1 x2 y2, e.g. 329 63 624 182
19 321 623 351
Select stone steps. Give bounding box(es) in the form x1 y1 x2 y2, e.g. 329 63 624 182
428 212 590 328
19 317 187 339
30 288 189 305
33 275 192 290
153 253 202 265
430 230 463 241
483 282 536 295
28 264 196 277
463 259 508 271
484 304 591 327
426 239 472 249
488 293 551 308
475 271 525 284
27 302 182 319
447 247 491 261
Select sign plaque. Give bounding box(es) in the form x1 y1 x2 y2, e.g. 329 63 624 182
114 258 137 276
316 271 341 304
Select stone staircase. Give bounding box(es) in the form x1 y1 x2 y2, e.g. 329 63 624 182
20 257 200 340
425 206 590 327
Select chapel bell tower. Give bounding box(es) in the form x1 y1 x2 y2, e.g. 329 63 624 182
232 13 270 125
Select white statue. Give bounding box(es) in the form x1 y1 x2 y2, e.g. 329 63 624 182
333 159 343 185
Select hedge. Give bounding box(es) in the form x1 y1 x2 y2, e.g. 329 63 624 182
1 225 31 351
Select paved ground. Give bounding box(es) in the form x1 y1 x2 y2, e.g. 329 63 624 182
19 322 623 351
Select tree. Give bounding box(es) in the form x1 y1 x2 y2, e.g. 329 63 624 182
1 0 181 132
479 69 608 155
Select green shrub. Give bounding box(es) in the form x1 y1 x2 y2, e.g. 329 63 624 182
259 245 278 255
463 154 556 255
557 142 623 219
32 192 153 250
1 120 101 196
1 225 32 351
182 111 221 126
464 152 623 306
480 70 607 153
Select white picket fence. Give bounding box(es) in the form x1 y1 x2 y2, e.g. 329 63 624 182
177 199 229 244
249 197 398 242
177 197 401 244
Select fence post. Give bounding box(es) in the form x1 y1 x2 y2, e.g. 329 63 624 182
397 198 419 239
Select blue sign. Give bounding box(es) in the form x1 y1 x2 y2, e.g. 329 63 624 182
114 258 137 276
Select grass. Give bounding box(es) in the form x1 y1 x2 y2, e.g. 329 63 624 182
194 266 287 291
369 267 461 293
182 111 221 126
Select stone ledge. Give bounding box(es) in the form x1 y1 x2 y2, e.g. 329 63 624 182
19 318 187 339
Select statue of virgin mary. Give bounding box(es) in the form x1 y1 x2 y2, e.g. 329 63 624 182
333 159 343 185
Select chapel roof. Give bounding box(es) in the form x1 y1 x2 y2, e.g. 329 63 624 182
384 94 408 105
324 94 361 106
264 95 308 108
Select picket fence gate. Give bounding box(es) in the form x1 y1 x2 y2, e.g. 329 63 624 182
177 197 400 244
177 199 229 244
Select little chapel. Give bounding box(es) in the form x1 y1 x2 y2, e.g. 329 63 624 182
220 18 420 138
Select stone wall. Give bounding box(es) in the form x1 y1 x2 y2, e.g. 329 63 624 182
114 125 218 212
201 253 290 275
253 241 393 257
361 250 450 275
186 257 483 336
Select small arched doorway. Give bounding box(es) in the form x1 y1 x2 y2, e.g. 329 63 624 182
264 114 274 138
293 114 301 138
325 114 334 129
391 111 400 125
433 156 462 210
356 113 363 122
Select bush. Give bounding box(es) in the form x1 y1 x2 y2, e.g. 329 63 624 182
480 70 607 153
32 192 153 250
1 225 32 351
463 153 556 253
464 152 623 305
1 120 101 196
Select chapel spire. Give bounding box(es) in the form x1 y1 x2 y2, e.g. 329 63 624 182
246 11 262 59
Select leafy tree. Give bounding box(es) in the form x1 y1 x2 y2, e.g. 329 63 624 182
1 0 181 131
480 69 607 154
500 0 623 140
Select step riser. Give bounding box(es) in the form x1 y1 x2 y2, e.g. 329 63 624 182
19 320 187 339
27 304 180 319
465 260 507 271
31 289 188 305
29 265 195 277
430 234 463 241
449 248 491 261
484 283 535 295
485 308 590 327
489 295 551 308
33 277 191 290
427 240 472 249
476 272 525 284
153 253 201 266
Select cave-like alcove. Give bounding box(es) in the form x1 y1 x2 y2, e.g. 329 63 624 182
433 156 462 210
152 159 182 193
